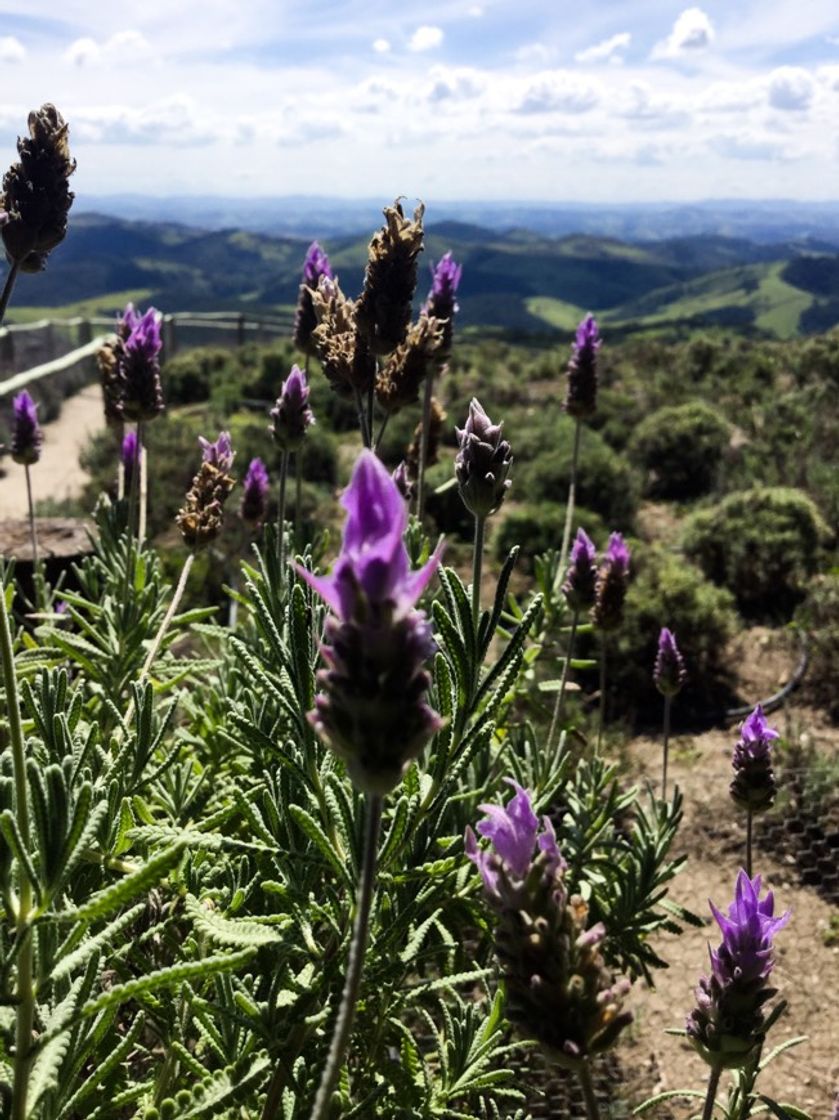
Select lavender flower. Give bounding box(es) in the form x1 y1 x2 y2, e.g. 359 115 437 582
564 314 600 419
270 365 315 452
466 781 632 1068
355 199 425 355
730 705 779 814
562 528 598 612
592 532 631 631
121 429 138 489
422 251 462 359
455 398 513 520
199 430 235 472
121 305 164 422
10 390 42 465
240 457 270 528
687 870 790 1069
392 460 414 503
654 627 687 698
293 241 334 355
297 450 443 794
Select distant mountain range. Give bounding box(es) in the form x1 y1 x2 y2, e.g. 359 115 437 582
9 212 839 340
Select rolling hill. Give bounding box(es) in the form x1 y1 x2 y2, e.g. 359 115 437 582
7 213 839 340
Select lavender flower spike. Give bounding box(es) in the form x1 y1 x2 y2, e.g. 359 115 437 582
592 532 631 631
455 398 513 520
294 241 334 354
730 704 779 814
466 780 631 1068
422 250 462 359
297 450 443 793
687 870 790 1068
240 457 270 528
176 434 237 549
10 390 43 465
564 313 600 419
654 627 686 698
121 305 164 422
270 365 315 453
199 430 235 472
562 527 597 612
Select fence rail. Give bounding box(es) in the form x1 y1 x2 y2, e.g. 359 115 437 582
0 311 293 399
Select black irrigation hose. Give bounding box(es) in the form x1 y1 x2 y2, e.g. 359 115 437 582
723 633 810 723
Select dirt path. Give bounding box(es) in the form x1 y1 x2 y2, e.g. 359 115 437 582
0 385 105 517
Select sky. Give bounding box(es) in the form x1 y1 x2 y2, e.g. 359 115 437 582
0 0 838 203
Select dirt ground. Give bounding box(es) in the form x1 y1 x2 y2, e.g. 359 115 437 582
0 383 104 518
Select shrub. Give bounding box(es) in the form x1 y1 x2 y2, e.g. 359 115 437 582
494 503 604 573
164 347 238 405
630 401 730 499
795 573 839 722
683 487 831 618
608 546 737 722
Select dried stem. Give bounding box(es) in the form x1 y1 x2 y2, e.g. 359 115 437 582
138 421 147 544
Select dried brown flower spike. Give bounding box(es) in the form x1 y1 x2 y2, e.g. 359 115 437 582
176 434 237 549
2 104 76 272
355 199 425 356
375 315 443 415
310 276 376 397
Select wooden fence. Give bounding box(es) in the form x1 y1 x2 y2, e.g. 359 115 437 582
0 310 294 399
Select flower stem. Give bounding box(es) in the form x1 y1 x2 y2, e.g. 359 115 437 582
24 464 38 569
0 259 20 327
276 451 289 576
662 693 672 799
373 410 390 452
746 808 753 879
354 388 370 449
701 1063 722 1120
416 372 435 520
557 417 582 589
546 608 579 755
577 1061 601 1120
294 451 302 547
366 381 375 453
0 570 36 1120
597 633 607 752
308 794 383 1120
137 421 147 545
472 516 485 630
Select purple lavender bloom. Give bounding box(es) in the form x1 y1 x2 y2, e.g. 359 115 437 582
392 460 414 503
117 302 141 339
455 398 513 520
562 527 598 612
240 457 270 528
297 450 443 793
121 429 138 488
654 627 686 698
730 704 779 813
687 871 790 1068
465 780 564 896
270 364 315 453
302 241 333 288
294 242 333 354
10 390 43 465
592 532 631 631
422 251 462 359
198 430 235 473
565 314 601 419
120 304 164 421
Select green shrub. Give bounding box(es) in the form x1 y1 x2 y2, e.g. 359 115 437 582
164 347 239 405
683 487 831 618
494 503 604 573
795 572 839 722
630 401 730 499
609 547 737 721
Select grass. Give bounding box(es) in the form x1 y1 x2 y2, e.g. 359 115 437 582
525 296 587 331
6 288 154 324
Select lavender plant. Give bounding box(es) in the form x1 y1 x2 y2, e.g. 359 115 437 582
654 627 687 797
730 706 779 877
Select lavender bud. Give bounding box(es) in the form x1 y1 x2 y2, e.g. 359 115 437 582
199 430 235 473
355 199 425 356
455 398 513 520
422 251 462 360
592 532 631 632
654 627 686 698
564 314 600 420
176 434 236 549
562 528 597 612
466 780 632 1067
686 870 790 1069
10 390 43 465
296 450 443 794
293 241 333 356
240 457 270 528
270 365 315 452
392 461 414 503
730 705 779 814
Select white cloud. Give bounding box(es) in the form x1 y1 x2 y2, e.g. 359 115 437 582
409 25 444 52
616 83 689 129
372 38 391 53
0 37 26 64
711 131 796 161
468 5 484 16
700 80 763 112
64 29 153 68
768 67 814 111
426 66 485 103
652 7 715 60
73 95 216 146
575 32 631 65
515 42 554 64
516 71 600 114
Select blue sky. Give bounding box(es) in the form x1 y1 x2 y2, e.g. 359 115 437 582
0 0 837 202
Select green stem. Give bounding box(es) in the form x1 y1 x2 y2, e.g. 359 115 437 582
662 693 672 799
121 424 141 608
746 808 753 879
471 516 485 630
416 372 435 519
307 795 383 1120
276 451 289 577
354 388 370 449
373 410 390 452
0 570 35 1120
556 418 582 589
0 259 20 327
294 452 302 548
546 609 579 755
701 1063 722 1120
24 465 38 570
137 421 147 545
597 633 607 752
577 1061 601 1120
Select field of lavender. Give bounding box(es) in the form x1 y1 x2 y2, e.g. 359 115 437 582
1 104 838 1120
